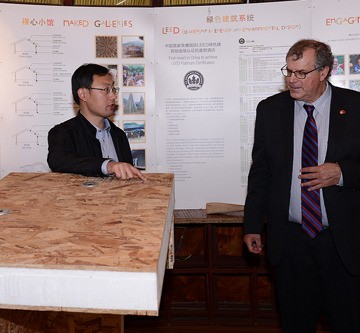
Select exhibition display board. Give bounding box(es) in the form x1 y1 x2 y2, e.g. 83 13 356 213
0 1 359 207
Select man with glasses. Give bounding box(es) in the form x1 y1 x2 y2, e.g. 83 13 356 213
243 39 360 332
47 63 145 181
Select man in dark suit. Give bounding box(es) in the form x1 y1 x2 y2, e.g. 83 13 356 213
243 39 360 332
47 63 145 181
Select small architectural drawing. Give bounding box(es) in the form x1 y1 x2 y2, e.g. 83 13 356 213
13 63 52 83
14 94 52 115
11 35 52 55
14 125 52 146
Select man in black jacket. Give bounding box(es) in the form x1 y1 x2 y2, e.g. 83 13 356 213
47 63 145 181
243 40 360 332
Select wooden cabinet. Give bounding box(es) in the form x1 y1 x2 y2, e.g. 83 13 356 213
126 209 281 328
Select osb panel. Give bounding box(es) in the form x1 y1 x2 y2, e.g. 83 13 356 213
0 172 174 272
0 309 123 333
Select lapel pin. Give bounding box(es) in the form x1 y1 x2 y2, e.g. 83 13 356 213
339 109 347 115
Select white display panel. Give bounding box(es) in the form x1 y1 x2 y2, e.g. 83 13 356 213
1 0 359 209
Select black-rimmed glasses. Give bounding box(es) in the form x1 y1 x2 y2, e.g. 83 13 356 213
281 65 318 79
89 87 119 94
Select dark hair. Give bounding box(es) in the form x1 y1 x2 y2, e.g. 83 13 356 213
286 39 334 79
71 63 110 104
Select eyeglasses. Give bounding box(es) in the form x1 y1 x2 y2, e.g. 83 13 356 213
89 87 119 94
281 65 318 79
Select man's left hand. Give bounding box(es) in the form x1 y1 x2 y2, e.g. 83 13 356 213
299 162 341 191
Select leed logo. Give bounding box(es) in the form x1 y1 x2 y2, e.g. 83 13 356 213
184 71 204 91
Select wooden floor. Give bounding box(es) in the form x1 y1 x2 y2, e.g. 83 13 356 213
125 327 278 333
125 325 330 333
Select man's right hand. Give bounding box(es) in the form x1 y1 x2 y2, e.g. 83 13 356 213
107 161 146 181
243 234 263 254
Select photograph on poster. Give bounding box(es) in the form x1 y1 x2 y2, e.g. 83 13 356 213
122 35 144 58
349 80 360 92
122 64 145 87
95 35 118 58
99 64 119 86
349 54 360 74
123 92 145 115
123 120 145 143
331 55 344 75
131 149 145 170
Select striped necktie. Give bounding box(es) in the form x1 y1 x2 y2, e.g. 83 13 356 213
301 104 323 238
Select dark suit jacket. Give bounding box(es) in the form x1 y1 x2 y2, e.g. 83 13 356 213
244 84 360 275
47 112 133 177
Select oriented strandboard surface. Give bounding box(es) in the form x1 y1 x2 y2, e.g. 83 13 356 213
0 172 174 272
